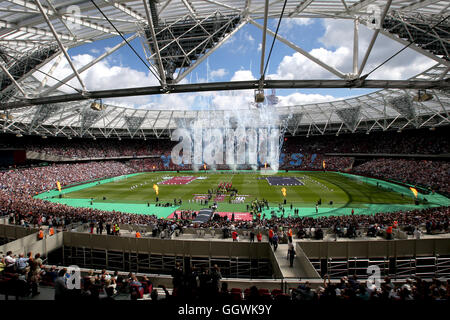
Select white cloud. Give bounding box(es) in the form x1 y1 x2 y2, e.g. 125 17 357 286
268 19 436 81
230 69 256 81
269 47 351 80
278 92 337 105
224 30 257 54
210 68 228 80
277 18 314 29
35 53 160 95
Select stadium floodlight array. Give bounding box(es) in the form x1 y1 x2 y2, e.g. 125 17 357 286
124 116 146 137
0 44 60 102
336 106 362 132
388 94 416 120
142 12 241 83
382 12 450 59
279 113 304 136
80 107 105 135
29 104 61 133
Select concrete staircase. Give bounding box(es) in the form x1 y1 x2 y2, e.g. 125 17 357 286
272 243 321 279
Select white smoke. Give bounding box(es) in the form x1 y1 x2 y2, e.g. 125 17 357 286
171 90 292 173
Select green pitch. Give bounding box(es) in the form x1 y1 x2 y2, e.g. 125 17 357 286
35 171 450 219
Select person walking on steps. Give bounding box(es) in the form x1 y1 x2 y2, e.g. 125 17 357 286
272 233 279 252
287 240 296 267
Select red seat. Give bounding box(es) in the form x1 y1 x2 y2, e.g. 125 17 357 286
231 288 242 293
271 289 283 296
258 288 269 295
231 291 242 301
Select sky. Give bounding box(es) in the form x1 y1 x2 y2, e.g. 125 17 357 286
35 17 436 110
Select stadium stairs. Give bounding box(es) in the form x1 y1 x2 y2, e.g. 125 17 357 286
271 244 321 279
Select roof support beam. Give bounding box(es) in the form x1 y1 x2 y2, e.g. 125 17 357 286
353 18 359 76
243 0 252 17
175 19 248 83
0 19 78 41
347 0 378 13
142 0 166 87
376 26 450 67
399 0 443 12
35 0 86 91
41 34 139 95
158 0 172 15
358 0 393 77
0 62 27 97
250 0 283 14
250 19 347 79
202 0 241 12
288 0 314 18
102 0 146 22
38 52 62 90
5 0 114 35
2 78 449 109
181 0 198 18
42 32 137 95
259 0 269 83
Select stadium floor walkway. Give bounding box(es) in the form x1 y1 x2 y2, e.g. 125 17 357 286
272 243 309 279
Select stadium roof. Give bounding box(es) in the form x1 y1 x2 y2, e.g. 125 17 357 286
0 0 449 138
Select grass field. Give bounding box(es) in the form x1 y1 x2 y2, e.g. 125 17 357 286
35 171 450 219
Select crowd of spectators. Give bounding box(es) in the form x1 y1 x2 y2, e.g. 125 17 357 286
136 262 450 303
0 159 448 239
2 256 449 301
0 137 173 159
353 159 450 195
1 127 448 161
290 275 450 302
282 127 449 155
0 162 164 228
186 206 450 239
128 157 186 172
0 250 52 299
281 154 353 171
0 162 134 195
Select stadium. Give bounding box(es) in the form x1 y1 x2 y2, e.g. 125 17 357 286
0 0 449 310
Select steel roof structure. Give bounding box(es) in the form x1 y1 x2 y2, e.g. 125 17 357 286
0 0 449 138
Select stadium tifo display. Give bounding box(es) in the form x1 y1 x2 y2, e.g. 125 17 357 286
35 171 448 220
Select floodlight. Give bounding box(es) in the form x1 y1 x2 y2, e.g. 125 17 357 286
413 90 433 102
90 99 105 111
254 89 265 103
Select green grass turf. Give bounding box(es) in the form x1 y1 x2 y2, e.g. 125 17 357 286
34 171 450 219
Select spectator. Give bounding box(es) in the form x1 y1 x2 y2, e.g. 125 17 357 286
54 268 68 300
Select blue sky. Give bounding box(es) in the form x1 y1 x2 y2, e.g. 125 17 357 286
56 18 435 109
